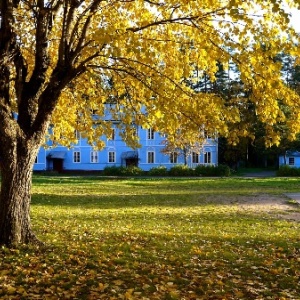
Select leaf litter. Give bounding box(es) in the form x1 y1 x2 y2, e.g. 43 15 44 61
1 178 300 299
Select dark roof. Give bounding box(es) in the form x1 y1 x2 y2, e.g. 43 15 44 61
286 150 300 157
47 151 66 159
121 151 138 159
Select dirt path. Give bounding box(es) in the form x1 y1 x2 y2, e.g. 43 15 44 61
233 193 300 222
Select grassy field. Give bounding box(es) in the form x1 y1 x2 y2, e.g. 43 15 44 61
1 176 300 299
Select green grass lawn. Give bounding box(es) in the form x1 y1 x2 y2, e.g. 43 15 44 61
1 176 300 299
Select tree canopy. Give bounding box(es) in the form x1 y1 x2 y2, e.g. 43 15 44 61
2 0 300 149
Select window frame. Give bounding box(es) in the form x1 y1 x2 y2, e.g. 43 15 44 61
170 152 178 163
75 130 80 140
132 126 138 137
90 151 98 163
147 151 155 163
192 152 199 164
289 157 295 166
204 151 212 164
73 151 81 163
147 128 155 140
110 128 115 140
108 151 116 163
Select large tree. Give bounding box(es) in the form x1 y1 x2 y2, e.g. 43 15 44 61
0 0 300 246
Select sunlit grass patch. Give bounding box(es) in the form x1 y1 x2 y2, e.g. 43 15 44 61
1 176 300 299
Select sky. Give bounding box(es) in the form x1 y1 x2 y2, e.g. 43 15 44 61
288 8 300 32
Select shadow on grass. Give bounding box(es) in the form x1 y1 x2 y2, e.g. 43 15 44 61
30 191 294 209
32 175 300 192
30 176 300 216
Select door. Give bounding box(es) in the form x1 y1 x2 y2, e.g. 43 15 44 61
126 158 138 167
53 159 63 172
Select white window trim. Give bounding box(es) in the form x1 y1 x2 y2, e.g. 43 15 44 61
147 128 155 140
289 157 295 166
133 126 138 137
147 151 155 164
90 151 98 163
108 151 116 163
75 130 80 140
192 152 199 164
110 128 115 140
170 152 178 163
73 151 81 163
204 151 212 164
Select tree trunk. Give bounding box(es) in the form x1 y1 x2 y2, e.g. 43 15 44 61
0 140 40 246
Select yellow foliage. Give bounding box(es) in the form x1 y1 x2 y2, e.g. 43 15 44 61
5 0 300 148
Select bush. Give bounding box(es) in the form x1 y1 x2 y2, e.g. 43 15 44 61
121 166 144 176
103 166 143 176
102 164 231 177
148 166 168 176
194 164 230 177
102 165 124 176
169 165 194 176
277 165 300 176
194 165 215 176
216 164 231 177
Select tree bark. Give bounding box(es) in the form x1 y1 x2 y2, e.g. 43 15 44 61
0 139 40 246
0 0 95 247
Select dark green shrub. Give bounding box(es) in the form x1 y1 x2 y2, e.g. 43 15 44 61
194 165 215 176
121 166 144 176
194 164 230 177
103 165 124 176
169 165 194 176
277 165 300 176
148 166 168 176
216 164 231 177
103 166 143 176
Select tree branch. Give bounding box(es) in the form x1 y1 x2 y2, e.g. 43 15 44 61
68 0 103 65
126 5 229 32
0 0 18 107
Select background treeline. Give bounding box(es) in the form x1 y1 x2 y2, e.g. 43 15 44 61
188 52 300 169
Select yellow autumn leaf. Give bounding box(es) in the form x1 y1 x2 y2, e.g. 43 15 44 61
124 288 134 299
113 279 124 286
5 285 16 295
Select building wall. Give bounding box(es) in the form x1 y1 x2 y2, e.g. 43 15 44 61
33 126 218 172
279 154 300 168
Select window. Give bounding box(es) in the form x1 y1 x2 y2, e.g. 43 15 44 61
170 152 178 163
74 151 80 163
108 151 116 163
147 128 154 140
91 151 98 163
35 156 38 163
132 126 138 137
204 152 211 164
289 157 295 166
204 130 213 139
192 152 199 164
75 130 80 140
110 128 115 140
147 151 154 163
